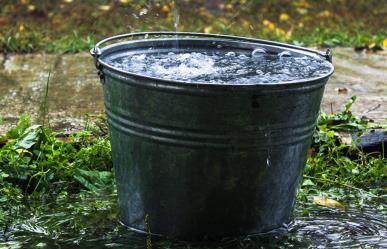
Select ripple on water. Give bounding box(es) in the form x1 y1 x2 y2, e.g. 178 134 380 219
287 206 387 248
1 196 386 248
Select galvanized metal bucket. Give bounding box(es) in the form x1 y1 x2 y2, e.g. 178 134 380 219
91 32 334 239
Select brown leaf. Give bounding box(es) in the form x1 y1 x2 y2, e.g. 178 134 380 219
313 196 345 210
335 87 349 95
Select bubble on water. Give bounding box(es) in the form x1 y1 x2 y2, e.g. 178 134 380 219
281 68 291 75
106 49 332 84
131 54 146 61
236 69 248 74
251 48 267 59
278 51 292 59
238 54 248 60
225 51 236 57
256 69 264 75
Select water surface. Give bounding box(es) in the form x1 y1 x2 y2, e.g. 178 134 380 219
2 193 385 249
106 50 332 84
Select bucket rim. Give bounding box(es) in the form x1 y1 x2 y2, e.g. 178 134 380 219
91 32 334 87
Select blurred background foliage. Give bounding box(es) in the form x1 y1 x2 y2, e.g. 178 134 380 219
0 0 386 53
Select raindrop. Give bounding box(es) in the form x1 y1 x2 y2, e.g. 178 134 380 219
252 48 267 58
256 69 264 75
278 51 292 59
225 51 236 57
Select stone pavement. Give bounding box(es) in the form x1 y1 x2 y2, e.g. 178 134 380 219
0 48 386 133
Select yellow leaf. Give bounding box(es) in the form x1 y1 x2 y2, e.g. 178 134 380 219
18 24 25 32
279 13 289 22
383 39 387 47
27 4 35 12
263 20 275 31
226 4 233 10
99 5 111 11
119 0 130 4
63 0 73 3
275 28 286 36
285 30 293 39
161 4 170 13
203 26 213 33
263 19 270 26
16 149 32 156
368 42 376 49
318 10 332 18
313 196 345 210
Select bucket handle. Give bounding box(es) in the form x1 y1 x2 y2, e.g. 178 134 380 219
90 31 333 63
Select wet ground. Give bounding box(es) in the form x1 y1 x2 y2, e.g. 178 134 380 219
0 48 386 248
1 192 386 249
0 48 386 133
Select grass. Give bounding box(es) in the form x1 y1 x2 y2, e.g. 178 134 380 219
0 0 386 53
0 97 385 246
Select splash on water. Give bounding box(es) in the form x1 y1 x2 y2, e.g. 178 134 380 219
106 49 332 84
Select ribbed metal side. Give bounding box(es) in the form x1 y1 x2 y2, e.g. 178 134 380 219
105 102 317 149
93 37 333 239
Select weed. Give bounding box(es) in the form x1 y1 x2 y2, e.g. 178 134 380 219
39 71 51 127
0 0 386 53
300 96 386 206
0 97 385 246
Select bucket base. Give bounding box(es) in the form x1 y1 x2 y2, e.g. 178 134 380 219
119 219 291 241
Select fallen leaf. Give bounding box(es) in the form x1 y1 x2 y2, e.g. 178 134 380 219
279 13 289 22
263 20 275 31
27 4 35 12
16 149 32 156
296 8 308 15
307 147 316 157
318 10 332 18
99 5 111 12
18 24 25 32
383 39 387 47
0 17 10 26
313 196 345 210
275 28 286 36
203 26 213 33
335 87 349 95
160 4 170 13
355 43 383 52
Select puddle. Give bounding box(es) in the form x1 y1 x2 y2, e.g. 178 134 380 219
1 192 385 249
0 48 386 134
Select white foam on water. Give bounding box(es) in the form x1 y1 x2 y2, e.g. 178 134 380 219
106 49 332 84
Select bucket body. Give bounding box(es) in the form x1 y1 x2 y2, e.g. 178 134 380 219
92 33 334 239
